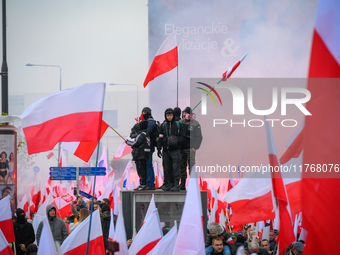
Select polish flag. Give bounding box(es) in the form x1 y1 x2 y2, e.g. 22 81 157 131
52 197 73 219
109 186 119 215
21 83 105 155
222 52 248 81
143 194 156 224
224 170 275 226
265 118 295 255
172 173 205 255
37 216 58 255
97 174 115 202
30 181 41 214
61 210 105 255
148 221 177 255
18 194 29 218
52 181 63 198
61 120 109 163
302 0 340 254
0 229 14 255
143 29 178 88
153 161 164 189
113 203 129 255
227 171 235 192
128 209 163 255
59 147 68 167
113 137 132 160
32 192 54 236
0 196 15 243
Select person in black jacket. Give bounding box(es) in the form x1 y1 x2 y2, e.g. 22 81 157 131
206 223 237 255
179 107 203 190
13 208 35 255
173 107 181 121
126 120 150 191
99 203 111 251
157 108 184 192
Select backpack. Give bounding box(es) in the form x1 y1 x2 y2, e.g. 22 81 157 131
162 121 180 148
150 120 161 145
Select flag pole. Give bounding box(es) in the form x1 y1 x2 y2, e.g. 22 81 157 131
176 62 179 107
85 142 100 255
109 126 126 141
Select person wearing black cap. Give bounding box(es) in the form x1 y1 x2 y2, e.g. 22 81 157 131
12 208 35 255
141 107 157 190
179 107 203 190
157 108 184 191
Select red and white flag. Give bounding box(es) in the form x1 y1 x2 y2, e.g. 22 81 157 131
265 117 295 255
113 137 133 160
113 203 129 255
222 52 248 81
109 185 119 215
18 194 30 218
52 197 74 220
37 216 58 255
32 192 54 236
97 174 115 202
128 209 163 255
60 210 105 255
0 229 14 255
61 120 109 162
143 29 178 87
29 181 41 214
302 0 340 254
224 170 275 226
21 83 105 155
118 160 133 190
0 196 15 243
153 161 164 189
172 174 205 255
148 221 177 255
59 147 68 167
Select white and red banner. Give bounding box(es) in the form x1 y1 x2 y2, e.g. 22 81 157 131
37 216 58 255
0 229 14 255
21 83 105 154
61 120 109 162
113 203 129 255
60 210 105 255
143 29 178 87
0 196 15 243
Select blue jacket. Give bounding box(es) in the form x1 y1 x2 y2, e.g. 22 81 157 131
205 245 231 255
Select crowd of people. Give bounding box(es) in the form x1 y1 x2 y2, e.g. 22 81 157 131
126 106 203 192
205 223 304 255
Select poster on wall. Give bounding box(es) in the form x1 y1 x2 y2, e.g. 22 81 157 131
0 133 17 214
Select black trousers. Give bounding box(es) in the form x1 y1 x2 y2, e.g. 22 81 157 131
162 149 181 186
135 159 147 185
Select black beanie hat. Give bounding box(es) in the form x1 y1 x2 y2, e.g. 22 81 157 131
142 107 151 120
139 120 148 130
100 203 110 213
174 107 181 117
183 107 192 114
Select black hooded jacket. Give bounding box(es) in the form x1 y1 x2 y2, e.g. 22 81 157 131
13 209 35 255
157 108 184 151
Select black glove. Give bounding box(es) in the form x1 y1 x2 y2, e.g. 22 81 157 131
157 150 162 158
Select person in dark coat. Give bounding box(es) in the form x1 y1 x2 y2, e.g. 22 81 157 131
126 120 150 190
173 107 181 121
157 108 185 191
36 204 68 246
13 208 35 255
99 203 111 251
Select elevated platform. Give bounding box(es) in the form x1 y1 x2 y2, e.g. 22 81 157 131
121 190 207 239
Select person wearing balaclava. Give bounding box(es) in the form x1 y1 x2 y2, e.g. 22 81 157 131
141 107 157 190
12 208 35 255
36 204 68 246
179 107 203 190
173 107 181 121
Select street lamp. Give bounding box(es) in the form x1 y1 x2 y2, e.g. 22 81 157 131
26 63 62 165
26 63 62 91
110 83 139 117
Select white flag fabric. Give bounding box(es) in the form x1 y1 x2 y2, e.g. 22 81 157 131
60 210 105 255
37 216 58 255
143 194 156 224
113 203 129 255
108 209 115 241
128 209 163 255
0 229 13 255
172 172 205 255
148 221 177 255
